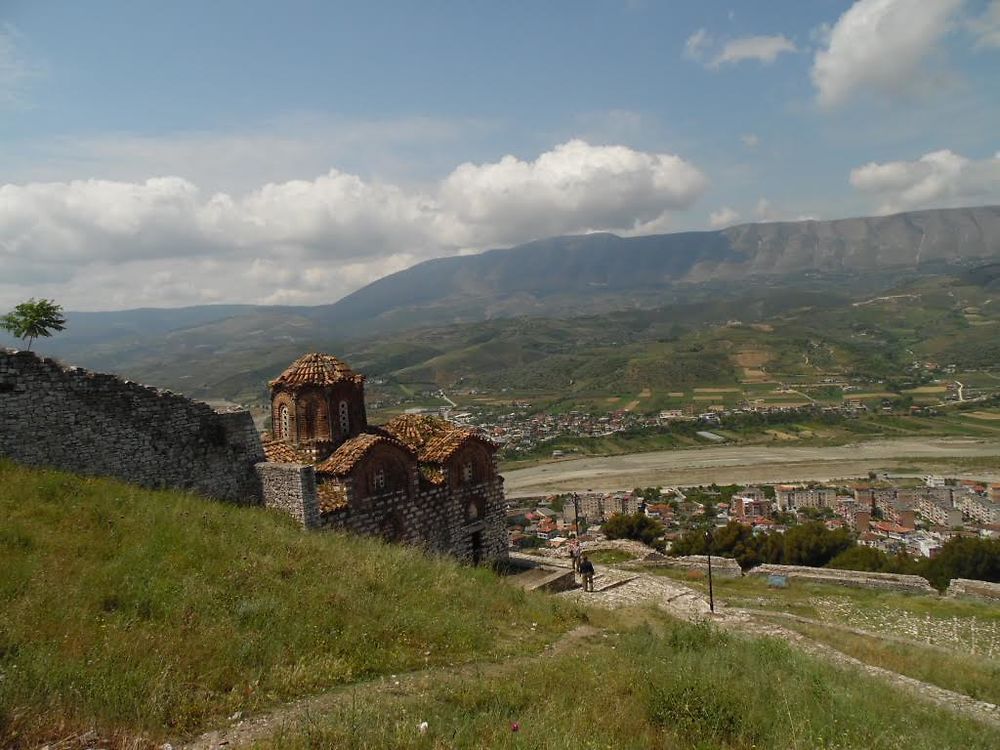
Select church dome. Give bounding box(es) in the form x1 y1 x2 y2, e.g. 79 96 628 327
269 352 364 390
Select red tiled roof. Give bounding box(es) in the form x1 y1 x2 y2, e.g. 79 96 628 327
383 414 496 463
317 480 349 512
382 414 453 450
314 432 413 476
269 352 364 390
262 438 314 464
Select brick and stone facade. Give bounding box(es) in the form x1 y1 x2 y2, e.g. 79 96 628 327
258 353 508 564
0 348 264 503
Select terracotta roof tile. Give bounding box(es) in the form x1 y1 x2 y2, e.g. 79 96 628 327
384 414 496 463
269 352 364 390
262 438 314 464
314 431 414 476
317 481 349 512
382 414 453 450
419 464 447 485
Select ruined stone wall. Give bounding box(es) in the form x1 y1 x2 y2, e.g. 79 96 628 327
257 462 318 527
747 563 936 593
648 554 743 578
0 349 264 504
946 578 1000 602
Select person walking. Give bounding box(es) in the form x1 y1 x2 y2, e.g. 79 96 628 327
579 555 595 592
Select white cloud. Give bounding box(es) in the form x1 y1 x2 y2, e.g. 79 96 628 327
0 140 709 310
438 140 707 247
712 35 797 67
709 207 740 228
849 149 1000 213
811 0 963 108
684 29 797 68
684 28 711 62
969 0 1000 48
740 133 759 149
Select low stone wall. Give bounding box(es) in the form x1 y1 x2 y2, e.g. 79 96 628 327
642 555 743 578
946 578 1000 602
747 563 936 594
1 349 264 503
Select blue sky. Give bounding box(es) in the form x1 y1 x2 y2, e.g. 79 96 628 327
1 0 998 310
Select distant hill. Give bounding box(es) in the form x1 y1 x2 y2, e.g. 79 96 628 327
4 205 999 395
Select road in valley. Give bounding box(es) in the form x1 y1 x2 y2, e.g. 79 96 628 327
502 438 1000 496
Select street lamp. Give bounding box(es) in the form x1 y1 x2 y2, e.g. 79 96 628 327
705 528 715 613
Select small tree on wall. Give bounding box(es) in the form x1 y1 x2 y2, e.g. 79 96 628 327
1 298 67 351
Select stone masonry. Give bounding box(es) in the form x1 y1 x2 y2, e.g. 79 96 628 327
747 563 936 594
0 348 264 504
257 353 508 564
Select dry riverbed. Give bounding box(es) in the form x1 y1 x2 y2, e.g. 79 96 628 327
503 437 1000 496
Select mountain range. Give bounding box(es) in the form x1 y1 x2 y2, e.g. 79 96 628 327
4 204 1000 400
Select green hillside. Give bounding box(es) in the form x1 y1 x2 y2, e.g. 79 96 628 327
3 460 1000 749
0 460 576 748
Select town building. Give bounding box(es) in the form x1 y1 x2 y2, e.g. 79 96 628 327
775 486 837 511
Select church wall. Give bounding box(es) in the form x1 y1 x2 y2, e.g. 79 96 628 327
312 470 507 564
0 349 264 504
258 462 318 527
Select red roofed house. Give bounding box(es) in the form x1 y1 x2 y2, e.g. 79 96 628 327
258 353 506 564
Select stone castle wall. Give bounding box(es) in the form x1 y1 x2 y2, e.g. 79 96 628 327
0 349 264 504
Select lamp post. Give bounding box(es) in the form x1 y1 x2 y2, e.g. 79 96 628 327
706 528 715 613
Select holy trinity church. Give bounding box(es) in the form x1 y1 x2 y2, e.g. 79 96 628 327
258 353 507 564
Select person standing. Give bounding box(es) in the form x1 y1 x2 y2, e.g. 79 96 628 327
579 555 595 592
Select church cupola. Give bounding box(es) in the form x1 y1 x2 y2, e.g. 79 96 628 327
268 353 367 460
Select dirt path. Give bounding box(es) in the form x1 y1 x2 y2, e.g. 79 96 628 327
175 625 601 750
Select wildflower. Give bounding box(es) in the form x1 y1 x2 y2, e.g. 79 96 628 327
512 722 520 732
419 721 429 734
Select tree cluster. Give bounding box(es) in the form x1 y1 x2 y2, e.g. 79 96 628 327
602 512 665 548
670 521 853 571
671 521 1000 590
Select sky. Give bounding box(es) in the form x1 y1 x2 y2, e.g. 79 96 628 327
1 0 999 311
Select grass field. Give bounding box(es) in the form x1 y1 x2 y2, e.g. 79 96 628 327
256 614 1000 750
0 460 578 747
771 618 1000 705
4 460 1000 749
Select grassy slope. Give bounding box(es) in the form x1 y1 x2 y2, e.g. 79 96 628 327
652 569 1000 706
3 461 999 749
0 460 578 747
258 615 1000 750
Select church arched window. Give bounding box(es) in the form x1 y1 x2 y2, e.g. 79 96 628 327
279 405 290 439
339 400 350 434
